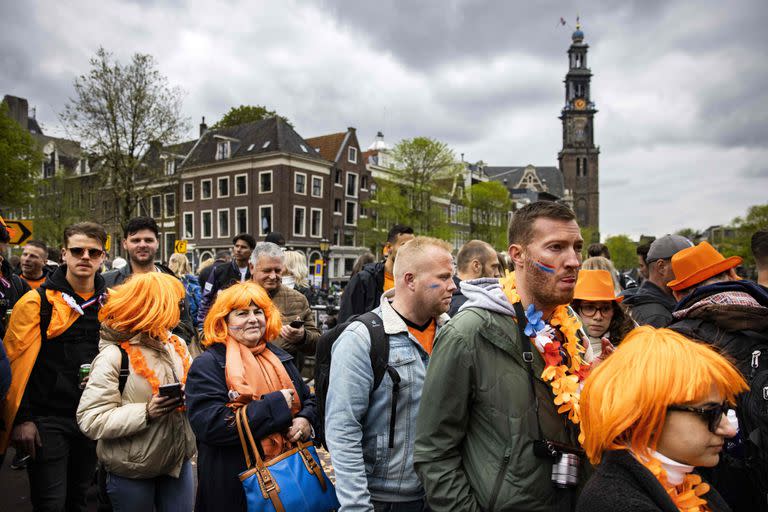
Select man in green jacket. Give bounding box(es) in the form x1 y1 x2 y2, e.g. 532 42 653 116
414 201 590 511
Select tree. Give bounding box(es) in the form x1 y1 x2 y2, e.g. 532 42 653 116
603 235 637 271
675 228 702 243
33 171 94 245
465 181 511 250
720 203 768 267
0 100 41 209
60 48 188 232
213 105 292 129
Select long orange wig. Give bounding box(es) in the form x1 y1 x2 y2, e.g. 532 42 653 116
99 272 185 340
580 326 748 465
203 281 282 346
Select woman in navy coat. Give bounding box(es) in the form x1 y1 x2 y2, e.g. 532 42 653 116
186 282 316 512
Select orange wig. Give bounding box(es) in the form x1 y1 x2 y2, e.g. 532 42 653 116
580 326 747 465
99 273 185 340
203 281 282 346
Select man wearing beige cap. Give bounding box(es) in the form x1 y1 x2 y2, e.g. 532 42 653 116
622 234 693 327
668 241 768 510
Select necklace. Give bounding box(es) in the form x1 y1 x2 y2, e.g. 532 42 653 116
500 271 590 436
640 456 710 511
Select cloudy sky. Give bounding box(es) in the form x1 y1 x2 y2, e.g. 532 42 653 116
2 0 766 239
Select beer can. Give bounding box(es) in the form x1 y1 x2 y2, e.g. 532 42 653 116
79 364 91 384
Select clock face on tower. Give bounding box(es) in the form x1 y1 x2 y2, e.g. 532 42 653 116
573 98 587 110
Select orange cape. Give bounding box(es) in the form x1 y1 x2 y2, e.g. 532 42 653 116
1 289 81 451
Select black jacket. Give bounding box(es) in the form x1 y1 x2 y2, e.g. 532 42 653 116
185 343 316 512
338 261 385 323
448 276 466 317
102 261 196 342
622 280 676 328
577 450 731 512
197 261 251 325
0 258 31 337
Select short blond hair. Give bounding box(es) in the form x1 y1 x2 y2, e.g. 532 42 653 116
393 236 453 279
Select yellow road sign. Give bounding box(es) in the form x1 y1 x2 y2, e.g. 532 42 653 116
105 234 111 252
174 240 188 254
5 220 33 245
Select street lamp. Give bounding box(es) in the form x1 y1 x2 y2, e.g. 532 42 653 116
319 238 331 291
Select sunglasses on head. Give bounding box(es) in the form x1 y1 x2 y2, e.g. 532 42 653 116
68 247 104 258
667 402 730 433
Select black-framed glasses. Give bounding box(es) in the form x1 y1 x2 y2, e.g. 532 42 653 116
579 304 613 317
68 247 104 258
667 402 730 433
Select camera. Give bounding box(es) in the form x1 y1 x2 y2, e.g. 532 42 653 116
533 439 583 488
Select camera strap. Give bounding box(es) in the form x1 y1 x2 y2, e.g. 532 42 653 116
513 301 544 441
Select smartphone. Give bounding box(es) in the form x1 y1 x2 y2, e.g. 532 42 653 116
289 319 305 329
158 382 183 400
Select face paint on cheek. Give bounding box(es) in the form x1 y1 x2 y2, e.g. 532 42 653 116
428 284 441 289
534 260 556 274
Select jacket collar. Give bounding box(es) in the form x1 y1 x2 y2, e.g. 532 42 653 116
378 288 450 336
42 264 106 296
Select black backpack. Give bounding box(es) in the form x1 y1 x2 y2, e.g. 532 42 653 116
671 318 768 500
314 311 399 450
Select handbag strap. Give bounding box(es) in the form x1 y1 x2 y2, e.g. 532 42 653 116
235 408 285 512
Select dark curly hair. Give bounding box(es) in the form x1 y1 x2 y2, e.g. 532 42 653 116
572 299 635 345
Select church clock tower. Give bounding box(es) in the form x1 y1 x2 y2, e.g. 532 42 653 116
558 23 599 235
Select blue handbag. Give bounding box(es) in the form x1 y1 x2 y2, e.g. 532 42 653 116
235 407 340 512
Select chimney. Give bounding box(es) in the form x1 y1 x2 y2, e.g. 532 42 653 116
347 126 356 133
199 116 208 137
3 95 29 131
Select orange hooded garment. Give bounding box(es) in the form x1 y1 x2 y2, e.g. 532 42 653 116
1 289 82 451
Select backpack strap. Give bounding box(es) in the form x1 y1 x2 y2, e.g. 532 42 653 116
118 345 130 394
38 287 53 342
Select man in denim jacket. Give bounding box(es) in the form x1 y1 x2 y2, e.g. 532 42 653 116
325 237 455 512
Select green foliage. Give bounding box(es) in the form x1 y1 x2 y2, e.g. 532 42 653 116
580 226 598 256
33 173 94 245
720 203 768 267
0 101 41 209
674 228 702 243
465 181 511 250
361 137 463 245
60 47 188 231
213 105 292 129
604 234 637 271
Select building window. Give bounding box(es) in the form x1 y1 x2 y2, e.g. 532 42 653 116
151 195 162 218
582 158 588 177
310 208 322 238
311 176 323 197
235 207 248 234
165 159 176 176
348 146 357 163
334 199 342 214
259 205 273 236
335 169 342 185
346 172 358 198
215 141 230 160
201 179 212 199
259 171 273 193
164 193 175 218
294 172 307 195
201 210 213 238
218 176 230 198
138 200 148 218
345 201 357 225
183 182 194 202
183 212 194 239
293 206 306 237
164 232 176 260
361 175 368 190
343 233 355 246
218 209 230 238
235 174 247 195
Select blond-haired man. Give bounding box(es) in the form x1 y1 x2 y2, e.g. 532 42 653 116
326 237 456 511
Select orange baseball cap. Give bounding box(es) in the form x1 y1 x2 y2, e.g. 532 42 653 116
667 241 742 291
573 269 623 302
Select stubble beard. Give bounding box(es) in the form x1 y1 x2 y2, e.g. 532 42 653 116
524 259 574 311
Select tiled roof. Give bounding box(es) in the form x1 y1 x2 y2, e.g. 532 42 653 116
485 165 565 199
304 132 347 162
181 116 321 169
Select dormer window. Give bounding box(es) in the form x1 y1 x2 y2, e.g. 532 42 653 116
216 141 231 160
165 159 176 175
348 146 358 163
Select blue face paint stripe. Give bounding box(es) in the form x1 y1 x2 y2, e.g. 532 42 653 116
535 261 556 273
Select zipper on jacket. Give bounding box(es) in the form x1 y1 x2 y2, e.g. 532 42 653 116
487 448 512 512
752 350 761 378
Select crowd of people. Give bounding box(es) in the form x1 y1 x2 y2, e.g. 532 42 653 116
0 203 766 512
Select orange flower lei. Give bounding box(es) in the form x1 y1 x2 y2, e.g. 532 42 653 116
120 335 191 396
499 271 590 436
640 456 711 511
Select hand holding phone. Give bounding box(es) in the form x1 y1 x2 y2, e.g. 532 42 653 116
289 318 305 329
158 382 183 400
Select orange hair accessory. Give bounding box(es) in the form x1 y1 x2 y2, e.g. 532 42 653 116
580 326 747 465
99 273 185 340
203 281 282 346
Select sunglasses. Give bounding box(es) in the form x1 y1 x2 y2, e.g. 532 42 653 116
579 304 613 317
667 402 730 433
68 247 105 258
